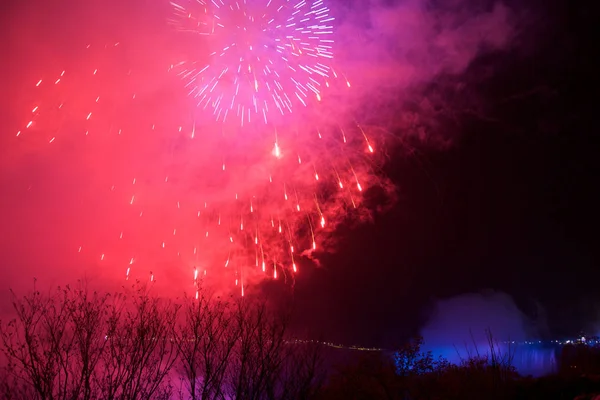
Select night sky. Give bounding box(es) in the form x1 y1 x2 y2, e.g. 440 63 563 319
2 0 598 348
289 0 599 346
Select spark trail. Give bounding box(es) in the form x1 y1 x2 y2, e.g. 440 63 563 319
91 121 377 295
15 42 136 144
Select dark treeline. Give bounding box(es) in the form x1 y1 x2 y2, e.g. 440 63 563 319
0 282 323 400
1 282 600 400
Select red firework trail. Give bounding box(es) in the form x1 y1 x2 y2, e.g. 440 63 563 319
16 42 135 143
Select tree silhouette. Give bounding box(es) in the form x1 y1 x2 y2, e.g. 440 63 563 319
0 282 324 400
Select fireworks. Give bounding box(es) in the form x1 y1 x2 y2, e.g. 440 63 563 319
14 41 143 145
95 121 376 293
10 0 385 296
168 0 339 125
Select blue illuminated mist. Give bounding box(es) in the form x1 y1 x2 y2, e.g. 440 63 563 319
420 291 557 376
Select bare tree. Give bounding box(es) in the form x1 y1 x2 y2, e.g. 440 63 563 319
276 340 324 400
226 300 324 400
64 284 112 400
0 282 112 400
174 292 237 400
94 285 179 400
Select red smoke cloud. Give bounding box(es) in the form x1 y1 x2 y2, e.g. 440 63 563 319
1 0 516 298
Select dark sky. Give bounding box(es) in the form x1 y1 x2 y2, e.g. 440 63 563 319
288 0 599 346
1 0 597 348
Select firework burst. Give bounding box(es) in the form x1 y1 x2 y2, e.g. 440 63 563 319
168 0 342 126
